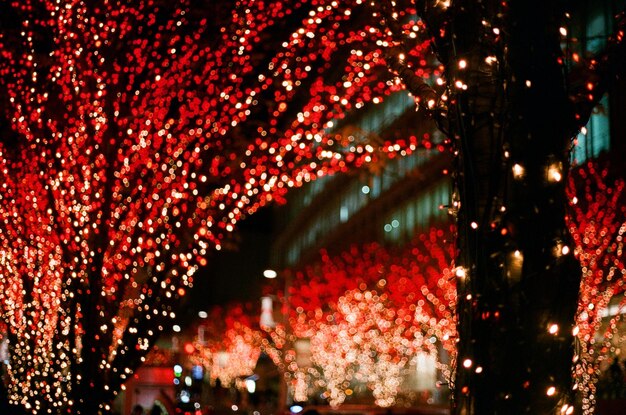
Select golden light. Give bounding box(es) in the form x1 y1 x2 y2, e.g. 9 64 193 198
512 163 525 179
546 162 563 183
548 324 559 335
263 269 278 279
455 266 467 278
506 250 524 282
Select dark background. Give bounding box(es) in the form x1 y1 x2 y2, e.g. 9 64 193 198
183 206 276 321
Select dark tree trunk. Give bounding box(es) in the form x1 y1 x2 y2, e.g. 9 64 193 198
447 1 582 413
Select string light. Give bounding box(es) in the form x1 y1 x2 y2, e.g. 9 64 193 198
567 161 626 414
455 266 467 278
261 227 456 405
190 308 262 387
548 324 559 335
512 163 525 179
0 0 436 412
546 162 564 183
1 0 619 412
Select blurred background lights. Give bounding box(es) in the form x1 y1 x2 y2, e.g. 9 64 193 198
263 269 278 279
512 163 525 179
245 378 256 393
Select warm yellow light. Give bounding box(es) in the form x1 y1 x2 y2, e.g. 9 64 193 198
547 386 556 396
548 324 559 335
546 162 563 182
512 163 525 179
507 250 524 282
263 269 277 279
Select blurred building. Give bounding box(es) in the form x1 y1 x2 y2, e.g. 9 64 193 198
268 88 453 408
267 0 626 409
109 0 626 413
271 93 452 270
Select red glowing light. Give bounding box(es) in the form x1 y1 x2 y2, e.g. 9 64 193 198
567 161 626 410
0 0 436 411
184 342 195 355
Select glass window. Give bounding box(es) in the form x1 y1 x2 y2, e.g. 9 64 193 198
371 176 382 198
340 206 349 223
572 95 610 164
586 8 608 53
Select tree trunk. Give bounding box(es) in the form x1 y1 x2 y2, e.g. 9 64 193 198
450 1 582 413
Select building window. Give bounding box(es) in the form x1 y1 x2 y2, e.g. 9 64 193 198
572 95 610 164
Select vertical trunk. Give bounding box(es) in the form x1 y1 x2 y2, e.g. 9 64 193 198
451 1 581 413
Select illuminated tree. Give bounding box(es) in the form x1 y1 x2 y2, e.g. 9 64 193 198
1 0 624 414
190 306 263 388
0 0 435 413
266 226 457 406
368 1 625 413
567 161 626 414
310 287 441 407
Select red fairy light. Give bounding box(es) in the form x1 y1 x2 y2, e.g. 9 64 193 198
567 161 626 413
190 306 263 387
260 226 457 404
0 0 434 411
